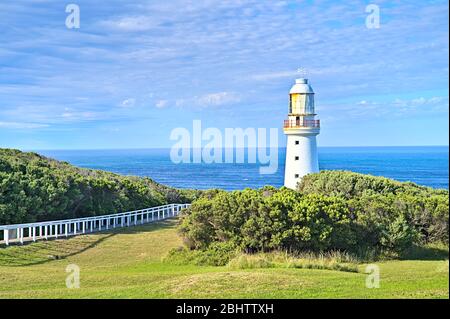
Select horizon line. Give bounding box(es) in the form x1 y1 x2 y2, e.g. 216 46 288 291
9 145 450 152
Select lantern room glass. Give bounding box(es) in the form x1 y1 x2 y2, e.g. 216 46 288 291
289 93 314 115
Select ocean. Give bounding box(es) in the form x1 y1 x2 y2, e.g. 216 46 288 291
37 146 449 190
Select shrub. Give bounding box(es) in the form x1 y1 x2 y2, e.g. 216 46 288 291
380 215 419 253
298 170 447 198
179 172 448 257
0 149 196 225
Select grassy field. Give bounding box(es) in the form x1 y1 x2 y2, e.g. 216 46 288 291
0 219 448 299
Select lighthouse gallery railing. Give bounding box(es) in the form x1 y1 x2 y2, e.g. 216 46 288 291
283 119 320 128
0 203 191 246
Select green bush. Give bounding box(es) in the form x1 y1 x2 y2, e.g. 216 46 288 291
298 170 447 198
0 149 196 225
179 172 448 256
380 215 419 252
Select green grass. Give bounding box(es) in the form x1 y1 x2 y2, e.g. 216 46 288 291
0 219 448 299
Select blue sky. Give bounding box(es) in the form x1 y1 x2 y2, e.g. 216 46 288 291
0 0 448 149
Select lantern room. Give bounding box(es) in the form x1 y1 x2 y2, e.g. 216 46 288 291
288 78 315 115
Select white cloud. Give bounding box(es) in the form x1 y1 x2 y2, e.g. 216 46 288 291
251 70 298 81
0 121 49 129
155 100 168 108
195 92 241 107
251 64 389 82
322 96 449 123
61 111 98 121
392 96 447 109
99 16 159 32
156 92 240 109
175 99 185 107
120 98 136 108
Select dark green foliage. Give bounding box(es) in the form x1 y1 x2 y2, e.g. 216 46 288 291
0 149 196 225
180 172 448 256
298 170 448 198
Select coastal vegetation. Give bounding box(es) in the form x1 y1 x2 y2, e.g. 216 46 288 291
0 148 199 226
176 171 448 263
1 148 447 262
0 149 448 298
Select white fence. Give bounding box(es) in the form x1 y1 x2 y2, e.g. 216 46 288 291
0 203 190 246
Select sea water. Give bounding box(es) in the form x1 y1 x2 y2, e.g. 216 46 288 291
37 146 449 190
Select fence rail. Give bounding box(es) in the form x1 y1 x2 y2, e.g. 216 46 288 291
0 203 191 246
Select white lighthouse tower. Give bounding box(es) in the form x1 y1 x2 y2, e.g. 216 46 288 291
283 78 320 189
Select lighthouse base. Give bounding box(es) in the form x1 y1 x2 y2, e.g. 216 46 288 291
284 134 319 189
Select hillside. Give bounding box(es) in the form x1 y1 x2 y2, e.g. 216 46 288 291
0 148 199 225
0 219 448 298
0 149 448 298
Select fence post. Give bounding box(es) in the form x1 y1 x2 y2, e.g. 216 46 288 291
4 229 9 246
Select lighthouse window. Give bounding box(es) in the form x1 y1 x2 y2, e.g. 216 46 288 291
295 174 299 178
295 156 299 160
295 141 299 145
305 95 314 114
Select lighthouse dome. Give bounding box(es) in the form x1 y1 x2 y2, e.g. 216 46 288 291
289 78 314 94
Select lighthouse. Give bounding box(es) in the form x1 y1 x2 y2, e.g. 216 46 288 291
283 78 320 189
